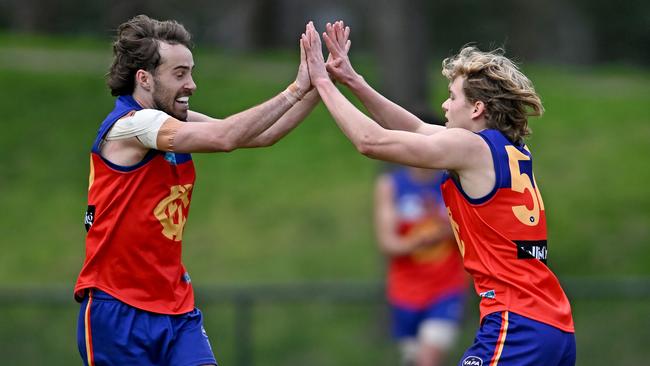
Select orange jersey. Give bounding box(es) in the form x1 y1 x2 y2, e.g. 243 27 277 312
75 95 195 314
441 129 574 332
387 169 467 308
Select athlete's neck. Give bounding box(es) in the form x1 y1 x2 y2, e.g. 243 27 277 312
132 89 154 109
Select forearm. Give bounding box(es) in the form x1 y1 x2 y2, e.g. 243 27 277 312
221 84 302 147
242 89 319 148
345 75 441 135
314 78 385 153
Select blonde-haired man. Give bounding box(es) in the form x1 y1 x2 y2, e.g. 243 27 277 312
302 21 576 366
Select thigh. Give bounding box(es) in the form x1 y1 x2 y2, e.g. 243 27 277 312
424 292 467 323
390 304 423 339
77 289 172 366
458 311 575 366
167 307 217 366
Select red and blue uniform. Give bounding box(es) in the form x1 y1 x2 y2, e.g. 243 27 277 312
387 168 468 339
441 129 575 365
74 95 216 366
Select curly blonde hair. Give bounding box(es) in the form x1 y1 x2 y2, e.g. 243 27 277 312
442 46 543 145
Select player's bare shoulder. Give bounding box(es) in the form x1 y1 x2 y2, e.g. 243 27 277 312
428 127 491 170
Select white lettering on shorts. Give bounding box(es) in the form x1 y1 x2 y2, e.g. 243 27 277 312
462 355 483 366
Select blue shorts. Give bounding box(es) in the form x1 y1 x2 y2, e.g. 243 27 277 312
459 311 575 366
391 291 466 339
77 289 217 366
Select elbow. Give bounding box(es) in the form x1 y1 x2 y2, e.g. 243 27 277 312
355 133 379 158
254 135 277 148
207 134 238 152
219 142 237 152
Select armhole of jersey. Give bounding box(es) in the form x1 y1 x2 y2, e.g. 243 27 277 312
97 149 159 172
447 131 501 205
91 110 163 172
91 111 132 154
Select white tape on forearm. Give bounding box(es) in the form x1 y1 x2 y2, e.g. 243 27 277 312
281 83 305 106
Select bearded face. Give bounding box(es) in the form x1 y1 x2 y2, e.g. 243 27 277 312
152 75 191 121
150 42 196 121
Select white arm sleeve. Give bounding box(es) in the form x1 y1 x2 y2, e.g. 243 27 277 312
106 109 171 149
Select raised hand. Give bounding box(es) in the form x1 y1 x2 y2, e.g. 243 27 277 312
294 38 311 96
323 21 357 86
301 21 329 86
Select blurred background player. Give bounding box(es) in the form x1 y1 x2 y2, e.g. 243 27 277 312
375 165 468 366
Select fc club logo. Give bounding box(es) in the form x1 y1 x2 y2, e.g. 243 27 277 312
154 184 193 241
462 356 483 366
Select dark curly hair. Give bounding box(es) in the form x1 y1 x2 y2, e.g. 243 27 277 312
442 47 543 145
107 15 193 96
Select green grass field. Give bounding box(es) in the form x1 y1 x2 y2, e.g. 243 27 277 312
0 34 649 365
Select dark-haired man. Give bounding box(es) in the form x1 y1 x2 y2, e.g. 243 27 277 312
74 15 322 365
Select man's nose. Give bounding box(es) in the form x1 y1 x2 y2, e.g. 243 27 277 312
186 77 197 92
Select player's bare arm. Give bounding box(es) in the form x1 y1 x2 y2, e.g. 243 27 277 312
186 89 319 148
102 39 312 165
169 39 312 152
183 41 320 148
303 22 494 199
323 21 443 136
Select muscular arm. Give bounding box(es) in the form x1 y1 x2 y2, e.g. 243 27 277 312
176 40 316 150
241 89 319 148
313 77 478 170
166 85 301 153
102 84 305 165
302 22 494 198
316 83 494 197
345 76 443 135
186 89 319 148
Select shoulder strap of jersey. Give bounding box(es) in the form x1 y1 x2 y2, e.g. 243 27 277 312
91 95 143 153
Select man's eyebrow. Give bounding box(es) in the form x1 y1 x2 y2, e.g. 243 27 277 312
172 65 194 71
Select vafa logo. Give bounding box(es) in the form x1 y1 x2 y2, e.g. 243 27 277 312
462 356 483 366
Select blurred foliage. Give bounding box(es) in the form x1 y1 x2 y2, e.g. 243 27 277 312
0 0 648 64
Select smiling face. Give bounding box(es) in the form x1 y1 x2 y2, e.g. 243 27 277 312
150 42 196 121
441 76 477 130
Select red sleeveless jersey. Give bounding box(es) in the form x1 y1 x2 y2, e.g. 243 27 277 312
441 129 574 332
386 169 467 308
75 95 196 314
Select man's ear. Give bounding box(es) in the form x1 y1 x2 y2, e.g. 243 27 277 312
471 100 486 119
135 69 152 91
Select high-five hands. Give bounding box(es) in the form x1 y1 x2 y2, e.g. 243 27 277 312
301 21 354 87
323 21 357 86
301 21 329 86
280 36 312 106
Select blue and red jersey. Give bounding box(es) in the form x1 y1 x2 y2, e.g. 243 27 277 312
75 95 196 314
441 129 574 332
387 168 468 309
